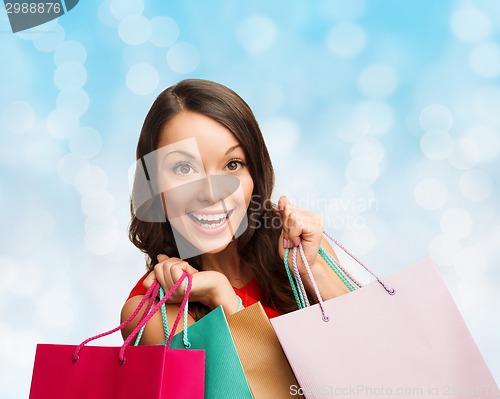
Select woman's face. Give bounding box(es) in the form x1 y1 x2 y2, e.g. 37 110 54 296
156 111 254 257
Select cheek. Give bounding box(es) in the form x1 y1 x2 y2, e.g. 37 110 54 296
240 174 254 207
160 191 185 219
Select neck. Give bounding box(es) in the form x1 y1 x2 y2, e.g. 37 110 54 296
200 242 252 288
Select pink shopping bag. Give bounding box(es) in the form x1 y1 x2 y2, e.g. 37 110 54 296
271 235 499 399
29 272 205 399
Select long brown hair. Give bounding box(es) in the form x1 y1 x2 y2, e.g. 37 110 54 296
129 79 298 317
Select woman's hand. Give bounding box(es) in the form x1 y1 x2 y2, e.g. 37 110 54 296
143 254 239 314
278 195 323 275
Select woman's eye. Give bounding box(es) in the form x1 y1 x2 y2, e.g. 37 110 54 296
173 162 196 175
225 160 245 172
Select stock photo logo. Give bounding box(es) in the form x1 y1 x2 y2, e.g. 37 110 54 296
3 0 79 33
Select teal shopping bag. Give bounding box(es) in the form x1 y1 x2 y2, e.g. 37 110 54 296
161 306 253 399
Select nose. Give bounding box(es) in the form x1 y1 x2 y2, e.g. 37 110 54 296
198 174 241 205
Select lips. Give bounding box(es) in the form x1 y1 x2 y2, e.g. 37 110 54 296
188 209 233 230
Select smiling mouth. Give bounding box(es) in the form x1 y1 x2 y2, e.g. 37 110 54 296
188 209 234 229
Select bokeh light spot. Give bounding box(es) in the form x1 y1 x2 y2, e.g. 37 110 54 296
353 101 394 135
166 42 200 74
53 40 87 66
358 64 398 99
321 0 367 21
463 125 500 162
414 178 448 210
419 104 453 132
345 158 380 185
420 130 454 160
109 0 144 21
350 137 385 163
451 5 492 43
470 42 500 79
459 169 492 201
126 63 159 95
237 15 278 53
56 89 90 117
447 138 480 170
118 15 151 45
326 23 366 58
69 127 102 159
46 108 80 139
149 16 179 48
32 24 65 52
440 207 473 240
54 61 88 91
75 165 109 195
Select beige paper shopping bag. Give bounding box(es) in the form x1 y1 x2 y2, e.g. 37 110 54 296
227 302 303 398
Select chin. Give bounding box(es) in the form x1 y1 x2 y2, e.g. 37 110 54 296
203 243 231 254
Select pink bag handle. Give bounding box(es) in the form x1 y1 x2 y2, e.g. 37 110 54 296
323 230 395 295
291 243 330 322
72 272 192 364
292 232 395 322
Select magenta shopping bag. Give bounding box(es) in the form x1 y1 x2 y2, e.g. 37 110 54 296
271 234 499 399
29 272 205 399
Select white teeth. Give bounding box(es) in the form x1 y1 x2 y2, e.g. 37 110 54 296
191 212 227 221
190 211 230 228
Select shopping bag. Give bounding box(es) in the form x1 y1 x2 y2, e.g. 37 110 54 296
29 272 205 399
227 302 304 398
157 305 253 398
271 235 500 399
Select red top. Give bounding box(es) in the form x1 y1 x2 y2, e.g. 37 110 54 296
128 273 281 319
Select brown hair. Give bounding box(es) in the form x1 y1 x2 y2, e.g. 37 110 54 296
129 79 298 317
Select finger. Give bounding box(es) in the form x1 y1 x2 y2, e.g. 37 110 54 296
157 254 169 262
278 196 293 242
286 212 303 247
174 261 199 275
278 195 289 213
143 271 156 289
170 264 187 293
154 262 170 290
279 230 290 250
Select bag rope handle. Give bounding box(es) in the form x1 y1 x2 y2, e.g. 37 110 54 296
161 283 191 348
292 244 311 308
284 233 362 310
72 272 191 364
290 232 396 322
120 273 192 363
291 243 330 322
323 231 395 295
318 245 362 290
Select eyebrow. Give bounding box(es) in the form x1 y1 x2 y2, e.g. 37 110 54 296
164 150 196 159
225 144 241 155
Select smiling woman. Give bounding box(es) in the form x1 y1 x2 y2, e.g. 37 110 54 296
121 79 350 344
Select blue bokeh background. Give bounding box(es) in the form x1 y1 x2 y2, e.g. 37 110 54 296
1 1 499 396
